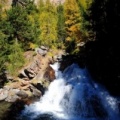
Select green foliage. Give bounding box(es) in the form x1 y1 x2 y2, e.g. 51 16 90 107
57 3 65 42
7 40 25 76
0 1 39 75
0 31 8 72
77 0 94 41
39 0 58 47
38 0 45 13
6 6 35 48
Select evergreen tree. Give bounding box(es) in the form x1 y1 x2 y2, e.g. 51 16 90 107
0 7 8 73
0 31 8 73
77 0 94 42
57 3 65 42
6 6 36 49
39 0 58 47
7 39 25 76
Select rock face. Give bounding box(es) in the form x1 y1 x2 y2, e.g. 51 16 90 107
0 88 20 102
0 48 64 102
18 54 41 80
44 66 56 82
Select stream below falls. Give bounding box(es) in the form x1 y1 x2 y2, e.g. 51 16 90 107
19 62 120 120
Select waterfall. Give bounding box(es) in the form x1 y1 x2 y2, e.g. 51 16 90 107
19 62 120 120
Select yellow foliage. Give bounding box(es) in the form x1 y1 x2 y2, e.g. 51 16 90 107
28 15 34 23
66 36 72 41
29 42 37 50
69 25 79 32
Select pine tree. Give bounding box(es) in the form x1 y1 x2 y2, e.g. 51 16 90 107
7 39 25 76
57 3 65 42
39 0 58 47
0 7 8 73
0 31 8 73
77 0 94 42
6 6 36 49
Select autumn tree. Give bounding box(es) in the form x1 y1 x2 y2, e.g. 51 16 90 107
64 0 81 53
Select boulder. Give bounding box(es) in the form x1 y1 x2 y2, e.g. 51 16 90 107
5 94 19 102
35 48 47 56
5 89 20 102
24 69 36 79
29 85 42 97
0 89 8 101
40 46 49 51
18 70 28 79
31 83 45 95
17 90 28 99
44 66 55 82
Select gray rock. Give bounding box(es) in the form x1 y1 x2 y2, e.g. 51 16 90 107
35 48 47 56
18 70 28 79
28 73 36 79
5 94 20 102
17 90 28 99
5 89 20 102
24 68 36 79
0 89 8 101
3 86 11 91
29 85 42 97
40 46 49 51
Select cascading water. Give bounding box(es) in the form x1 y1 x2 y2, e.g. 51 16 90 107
19 62 120 120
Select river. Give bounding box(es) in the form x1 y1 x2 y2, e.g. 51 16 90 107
19 62 120 120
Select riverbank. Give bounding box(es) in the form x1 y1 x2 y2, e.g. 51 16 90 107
0 47 65 119
0 47 64 103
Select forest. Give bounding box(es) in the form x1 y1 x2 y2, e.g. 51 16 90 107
0 0 120 96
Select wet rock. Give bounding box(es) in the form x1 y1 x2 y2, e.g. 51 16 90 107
44 66 55 82
31 83 45 95
29 85 42 97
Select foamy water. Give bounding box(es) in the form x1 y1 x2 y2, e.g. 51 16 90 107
19 62 120 120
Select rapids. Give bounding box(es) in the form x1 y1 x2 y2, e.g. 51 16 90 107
19 62 120 120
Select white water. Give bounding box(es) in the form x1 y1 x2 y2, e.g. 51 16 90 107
20 62 120 120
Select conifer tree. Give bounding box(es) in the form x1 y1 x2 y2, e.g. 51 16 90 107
39 0 58 47
57 3 65 42
7 39 25 76
6 6 37 49
0 31 8 73
77 0 94 42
